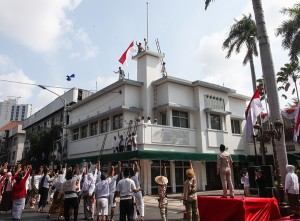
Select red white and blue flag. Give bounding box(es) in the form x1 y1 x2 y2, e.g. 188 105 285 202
245 87 264 142
119 41 135 66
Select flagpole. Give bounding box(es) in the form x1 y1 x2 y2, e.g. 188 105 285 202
146 2 149 46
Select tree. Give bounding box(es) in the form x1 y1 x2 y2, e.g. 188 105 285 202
25 125 62 168
223 14 258 92
277 62 300 101
276 4 300 63
204 0 288 182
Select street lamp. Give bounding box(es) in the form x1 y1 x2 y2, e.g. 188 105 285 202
255 119 285 205
38 85 71 161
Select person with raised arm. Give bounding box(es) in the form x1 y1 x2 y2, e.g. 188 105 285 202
183 161 199 221
108 161 121 221
114 167 140 221
131 161 145 221
11 165 32 220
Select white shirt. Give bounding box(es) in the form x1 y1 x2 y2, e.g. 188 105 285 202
94 180 109 198
112 139 119 148
43 175 51 188
131 172 141 189
108 175 118 194
285 171 299 194
116 177 136 200
62 177 78 198
241 172 249 188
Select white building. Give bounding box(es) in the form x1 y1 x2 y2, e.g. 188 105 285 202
0 121 25 164
66 49 251 194
22 88 92 165
0 99 31 128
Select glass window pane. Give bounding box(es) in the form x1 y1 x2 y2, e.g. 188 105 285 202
211 114 221 130
173 117 180 127
180 118 188 128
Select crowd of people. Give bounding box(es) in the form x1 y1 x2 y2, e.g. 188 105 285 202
0 160 146 221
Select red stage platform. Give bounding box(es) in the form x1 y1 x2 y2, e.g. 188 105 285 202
197 196 281 221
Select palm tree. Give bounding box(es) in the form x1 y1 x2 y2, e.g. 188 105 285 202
276 4 300 63
223 14 258 92
204 0 288 187
277 62 300 102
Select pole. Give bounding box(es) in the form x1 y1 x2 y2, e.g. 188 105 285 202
146 2 149 46
253 135 259 166
62 99 66 160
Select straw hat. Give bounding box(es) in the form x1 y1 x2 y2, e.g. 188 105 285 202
186 169 195 178
155 176 168 185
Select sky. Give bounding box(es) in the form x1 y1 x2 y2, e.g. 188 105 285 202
0 0 298 114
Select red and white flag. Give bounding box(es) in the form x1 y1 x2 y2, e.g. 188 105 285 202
245 87 264 142
282 106 297 120
293 102 300 142
118 41 135 66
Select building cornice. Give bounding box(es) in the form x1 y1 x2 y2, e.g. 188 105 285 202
154 102 198 112
68 80 143 111
67 105 143 129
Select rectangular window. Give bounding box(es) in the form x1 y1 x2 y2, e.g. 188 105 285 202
81 125 88 138
231 119 241 134
161 112 167 125
172 110 189 128
112 114 123 130
12 151 15 161
90 121 98 136
73 128 79 140
101 118 110 133
210 114 221 130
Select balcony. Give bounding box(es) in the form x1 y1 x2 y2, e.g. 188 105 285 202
68 124 197 159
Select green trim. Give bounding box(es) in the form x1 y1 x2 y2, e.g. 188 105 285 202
64 150 249 165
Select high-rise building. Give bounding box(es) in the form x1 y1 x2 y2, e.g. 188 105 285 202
0 99 31 127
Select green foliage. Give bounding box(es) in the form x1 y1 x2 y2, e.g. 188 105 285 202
276 3 300 63
25 125 62 166
276 62 300 101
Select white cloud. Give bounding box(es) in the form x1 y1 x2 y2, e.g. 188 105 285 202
36 87 66 111
92 76 117 91
0 70 35 103
70 28 99 60
0 0 82 52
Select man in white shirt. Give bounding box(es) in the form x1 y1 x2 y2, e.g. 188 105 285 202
94 173 109 221
114 168 140 221
131 161 144 221
112 136 119 153
285 164 300 219
108 162 121 221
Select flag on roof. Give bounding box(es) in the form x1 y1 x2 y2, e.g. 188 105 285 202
245 87 264 142
118 41 135 66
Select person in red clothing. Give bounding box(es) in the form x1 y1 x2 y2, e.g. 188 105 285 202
11 165 32 220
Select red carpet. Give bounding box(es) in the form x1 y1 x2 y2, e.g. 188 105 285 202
197 196 281 221
273 216 300 221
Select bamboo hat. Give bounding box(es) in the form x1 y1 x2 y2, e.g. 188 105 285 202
186 169 195 178
155 175 168 185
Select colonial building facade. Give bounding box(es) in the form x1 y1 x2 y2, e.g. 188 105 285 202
65 50 251 194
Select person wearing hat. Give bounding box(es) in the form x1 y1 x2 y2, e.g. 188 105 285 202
155 165 168 221
183 161 199 221
285 164 300 219
217 144 234 198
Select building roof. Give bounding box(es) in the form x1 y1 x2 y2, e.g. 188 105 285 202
0 121 23 131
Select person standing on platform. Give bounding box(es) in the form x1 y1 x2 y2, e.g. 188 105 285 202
217 144 234 198
183 161 199 221
285 164 300 219
113 67 125 80
155 165 168 221
241 168 250 196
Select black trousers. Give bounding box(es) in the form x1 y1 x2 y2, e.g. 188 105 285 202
119 198 134 221
64 197 79 221
38 187 49 208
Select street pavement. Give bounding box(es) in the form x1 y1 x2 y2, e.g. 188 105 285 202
0 190 242 221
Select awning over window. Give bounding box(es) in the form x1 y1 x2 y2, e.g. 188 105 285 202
64 150 249 165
